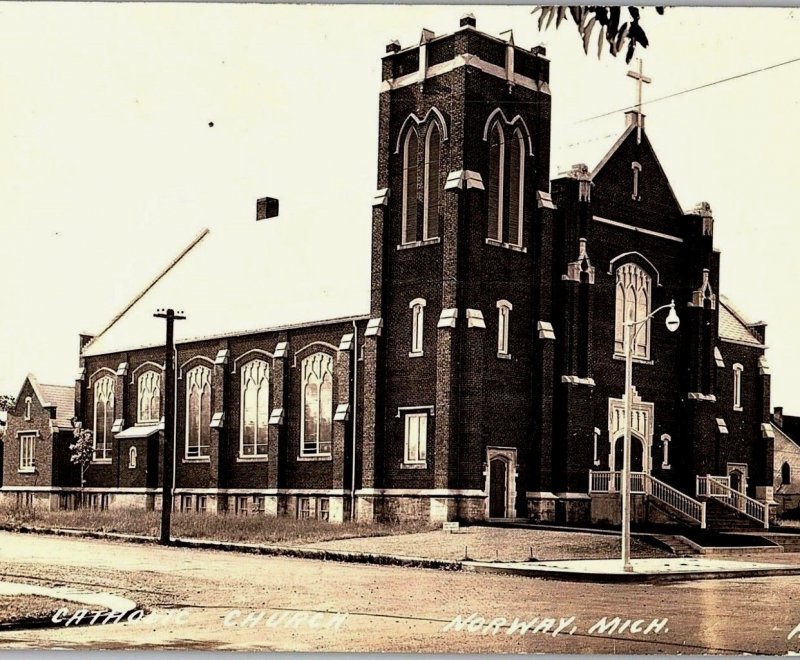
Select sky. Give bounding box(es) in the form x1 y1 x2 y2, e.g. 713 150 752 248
1 4 799 411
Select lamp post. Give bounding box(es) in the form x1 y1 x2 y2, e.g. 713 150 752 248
620 299 680 571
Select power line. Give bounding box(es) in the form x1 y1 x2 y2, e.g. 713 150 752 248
578 55 800 123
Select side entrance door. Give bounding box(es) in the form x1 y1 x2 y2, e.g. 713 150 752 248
489 458 508 518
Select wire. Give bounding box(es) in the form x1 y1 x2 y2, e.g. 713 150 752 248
579 55 800 123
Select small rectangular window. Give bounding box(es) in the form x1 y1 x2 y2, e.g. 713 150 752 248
180 494 192 512
195 495 207 513
319 498 330 522
404 413 428 464
253 496 266 514
298 497 314 520
236 496 249 516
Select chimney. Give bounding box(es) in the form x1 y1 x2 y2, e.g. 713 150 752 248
385 40 401 54
774 407 784 428
256 197 279 221
460 13 476 28
625 109 645 130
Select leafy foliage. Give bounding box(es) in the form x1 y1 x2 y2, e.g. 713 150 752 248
69 425 94 472
532 6 664 63
0 395 16 413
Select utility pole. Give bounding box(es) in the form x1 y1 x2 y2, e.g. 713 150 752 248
154 308 185 545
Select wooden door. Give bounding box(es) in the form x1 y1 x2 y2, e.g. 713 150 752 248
489 458 507 518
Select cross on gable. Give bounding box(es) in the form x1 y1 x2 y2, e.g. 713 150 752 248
626 58 651 144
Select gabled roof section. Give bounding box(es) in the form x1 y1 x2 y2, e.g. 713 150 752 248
718 295 764 347
16 374 75 429
82 217 371 357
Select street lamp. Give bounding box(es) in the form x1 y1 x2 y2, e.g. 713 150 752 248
620 299 680 572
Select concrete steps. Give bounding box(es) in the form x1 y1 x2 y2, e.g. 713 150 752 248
702 498 766 531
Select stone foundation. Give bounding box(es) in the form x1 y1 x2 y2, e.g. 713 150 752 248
526 492 558 522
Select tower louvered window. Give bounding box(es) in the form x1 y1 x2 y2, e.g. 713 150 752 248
402 128 419 244
423 123 441 239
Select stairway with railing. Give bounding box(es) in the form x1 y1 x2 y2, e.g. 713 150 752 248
589 470 707 528
696 474 769 529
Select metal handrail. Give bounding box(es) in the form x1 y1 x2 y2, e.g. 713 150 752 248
643 473 706 528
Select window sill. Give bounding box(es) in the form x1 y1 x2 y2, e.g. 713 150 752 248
661 464 671 470
17 468 36 474
400 462 428 470
238 455 269 462
408 351 424 358
485 238 527 253
135 421 160 426
183 457 211 463
297 455 332 462
613 353 654 366
397 237 441 251
733 406 743 412
91 459 112 465
497 353 512 360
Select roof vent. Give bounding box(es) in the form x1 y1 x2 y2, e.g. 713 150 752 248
256 197 279 221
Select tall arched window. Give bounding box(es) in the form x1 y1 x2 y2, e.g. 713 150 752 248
782 462 791 486
423 123 441 240
507 129 525 247
487 121 505 242
24 396 32 421
409 298 426 357
301 353 334 456
185 365 211 458
137 370 161 424
497 300 512 357
93 376 115 461
128 446 138 469
240 359 270 457
733 363 743 411
614 263 652 359
402 128 419 245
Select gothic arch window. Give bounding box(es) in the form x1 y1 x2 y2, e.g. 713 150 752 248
409 298 426 357
93 376 115 461
497 300 512 357
137 370 161 424
401 127 419 245
508 129 525 247
733 363 743 411
301 352 334 457
240 359 270 458
782 462 791 485
614 263 652 359
632 161 642 201
185 365 211 459
487 121 505 242
24 396 32 421
423 122 442 240
128 446 137 469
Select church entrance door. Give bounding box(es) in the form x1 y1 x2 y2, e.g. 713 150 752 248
489 458 507 518
613 435 645 473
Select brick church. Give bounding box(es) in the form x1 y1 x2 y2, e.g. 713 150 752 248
3 16 797 526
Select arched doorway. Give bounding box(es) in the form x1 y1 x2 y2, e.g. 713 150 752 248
613 434 646 473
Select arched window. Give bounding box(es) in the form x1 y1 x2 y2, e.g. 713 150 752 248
240 359 270 457
661 434 671 469
614 263 652 359
782 462 791 486
410 298 426 357
24 396 32 421
301 353 334 456
487 121 505 242
93 376 115 461
128 446 137 469
402 128 419 245
733 363 743 411
185 365 211 458
507 129 525 247
632 161 642 200
137 370 161 424
497 300 512 357
423 123 441 240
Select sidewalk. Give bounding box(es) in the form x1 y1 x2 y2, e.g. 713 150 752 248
463 556 800 583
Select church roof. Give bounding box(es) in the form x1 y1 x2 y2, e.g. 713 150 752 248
17 374 74 429
718 295 764 347
82 218 371 357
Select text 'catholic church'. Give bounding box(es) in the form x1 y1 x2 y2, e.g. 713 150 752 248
4 16 798 527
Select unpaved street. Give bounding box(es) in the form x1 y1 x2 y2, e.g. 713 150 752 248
1 532 799 653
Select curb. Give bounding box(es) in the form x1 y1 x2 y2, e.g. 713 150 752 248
0 524 462 572
462 561 800 583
